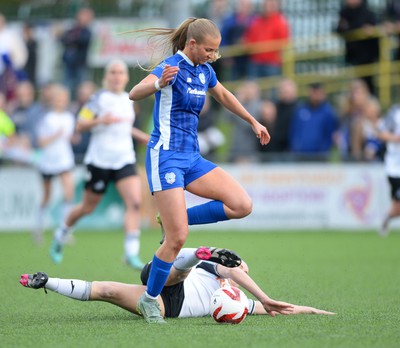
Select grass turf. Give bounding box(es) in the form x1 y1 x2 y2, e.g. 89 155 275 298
1 229 399 348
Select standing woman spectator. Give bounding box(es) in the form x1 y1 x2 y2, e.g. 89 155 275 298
129 17 270 324
35 84 75 244
51 60 149 270
337 79 377 161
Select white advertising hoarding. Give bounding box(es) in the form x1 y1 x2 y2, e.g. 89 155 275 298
185 163 390 230
0 164 391 231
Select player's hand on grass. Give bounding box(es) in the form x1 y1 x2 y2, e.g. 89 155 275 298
262 298 294 316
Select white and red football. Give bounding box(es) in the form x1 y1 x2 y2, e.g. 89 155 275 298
210 286 249 324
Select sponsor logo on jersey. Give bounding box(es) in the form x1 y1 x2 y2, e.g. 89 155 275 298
187 87 206 96
165 172 176 184
199 73 206 84
94 180 105 191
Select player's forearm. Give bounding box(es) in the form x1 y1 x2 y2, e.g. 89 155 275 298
129 81 158 101
76 119 101 132
38 133 59 147
226 268 270 304
211 86 257 127
378 130 400 143
131 127 150 144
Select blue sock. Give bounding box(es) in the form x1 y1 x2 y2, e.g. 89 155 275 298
187 200 229 225
146 254 174 297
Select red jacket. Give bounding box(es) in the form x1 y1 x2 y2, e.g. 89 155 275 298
243 12 290 66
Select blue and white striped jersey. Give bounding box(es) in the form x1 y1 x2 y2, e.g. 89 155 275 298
149 50 218 153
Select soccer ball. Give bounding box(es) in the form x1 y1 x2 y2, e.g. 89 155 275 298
210 286 249 324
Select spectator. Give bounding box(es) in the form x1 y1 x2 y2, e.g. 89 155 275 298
384 0 400 62
337 78 378 161
220 0 255 80
10 81 36 140
360 98 384 162
0 92 16 162
227 81 263 163
289 83 339 161
243 0 290 79
0 13 28 102
25 82 55 149
336 0 380 95
70 80 97 163
60 7 94 97
22 22 38 86
35 84 75 244
258 78 298 161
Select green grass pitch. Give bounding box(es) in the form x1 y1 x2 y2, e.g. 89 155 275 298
1 229 399 348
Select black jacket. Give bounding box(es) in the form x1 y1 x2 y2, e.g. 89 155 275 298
336 2 380 65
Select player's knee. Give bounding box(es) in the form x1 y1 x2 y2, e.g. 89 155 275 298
167 230 188 253
128 201 141 212
235 198 253 218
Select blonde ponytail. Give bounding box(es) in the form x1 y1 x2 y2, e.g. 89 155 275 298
122 17 221 70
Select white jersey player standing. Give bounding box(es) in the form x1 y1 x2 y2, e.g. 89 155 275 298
50 59 149 269
35 84 75 244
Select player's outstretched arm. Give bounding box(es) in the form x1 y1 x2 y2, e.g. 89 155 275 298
216 264 293 316
253 301 336 316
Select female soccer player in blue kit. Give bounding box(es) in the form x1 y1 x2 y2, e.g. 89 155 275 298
129 18 271 323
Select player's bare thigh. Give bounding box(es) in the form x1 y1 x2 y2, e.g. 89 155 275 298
90 282 166 317
115 175 141 207
185 167 252 217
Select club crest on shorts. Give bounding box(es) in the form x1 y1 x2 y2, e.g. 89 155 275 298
199 73 206 84
165 172 176 184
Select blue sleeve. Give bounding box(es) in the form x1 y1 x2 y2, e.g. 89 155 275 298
206 63 218 88
151 61 166 78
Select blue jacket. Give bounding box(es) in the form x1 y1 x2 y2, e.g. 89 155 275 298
289 101 339 153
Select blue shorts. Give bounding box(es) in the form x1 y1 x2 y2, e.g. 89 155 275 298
146 147 217 193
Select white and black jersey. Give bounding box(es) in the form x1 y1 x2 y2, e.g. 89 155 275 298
379 105 400 178
141 261 256 318
79 89 136 170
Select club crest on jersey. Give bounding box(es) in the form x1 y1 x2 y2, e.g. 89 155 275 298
165 172 176 184
199 73 206 84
